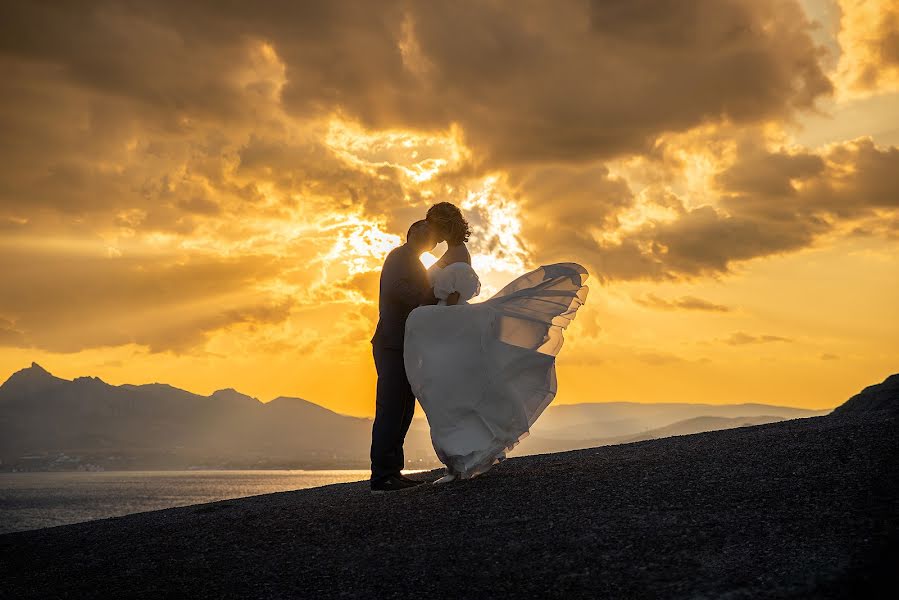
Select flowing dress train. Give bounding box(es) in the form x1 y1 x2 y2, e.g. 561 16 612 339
404 262 589 478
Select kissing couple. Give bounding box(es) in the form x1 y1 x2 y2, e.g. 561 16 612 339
369 201 589 493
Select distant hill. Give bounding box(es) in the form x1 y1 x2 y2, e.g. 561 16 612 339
0 362 833 471
525 401 830 440
0 362 378 470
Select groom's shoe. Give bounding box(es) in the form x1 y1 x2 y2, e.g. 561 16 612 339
397 473 426 486
370 474 421 494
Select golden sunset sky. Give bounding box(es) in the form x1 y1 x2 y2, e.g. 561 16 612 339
1 0 897 415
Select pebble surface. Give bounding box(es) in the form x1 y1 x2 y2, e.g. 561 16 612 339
1 411 896 599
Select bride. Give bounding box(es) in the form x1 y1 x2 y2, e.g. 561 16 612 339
404 202 589 484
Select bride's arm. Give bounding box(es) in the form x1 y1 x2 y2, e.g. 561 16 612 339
434 260 477 305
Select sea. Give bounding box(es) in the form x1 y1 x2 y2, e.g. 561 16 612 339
0 469 388 535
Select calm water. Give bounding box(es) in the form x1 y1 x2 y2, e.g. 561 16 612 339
0 470 377 534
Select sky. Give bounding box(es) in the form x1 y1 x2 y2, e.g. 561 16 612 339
0 0 897 416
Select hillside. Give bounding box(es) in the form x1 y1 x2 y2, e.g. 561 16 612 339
511 414 787 455
0 362 830 471
0 373 895 598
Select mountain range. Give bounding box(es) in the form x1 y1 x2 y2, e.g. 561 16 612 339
0 362 831 471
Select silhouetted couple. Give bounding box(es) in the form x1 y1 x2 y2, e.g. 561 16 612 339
369 201 589 493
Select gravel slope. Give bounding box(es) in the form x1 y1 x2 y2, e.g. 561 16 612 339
1 406 896 598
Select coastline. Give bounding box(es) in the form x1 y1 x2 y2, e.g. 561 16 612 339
0 469 377 535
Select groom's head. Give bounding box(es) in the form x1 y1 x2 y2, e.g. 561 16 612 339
407 220 436 252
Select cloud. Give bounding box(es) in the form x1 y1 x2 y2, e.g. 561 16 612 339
835 0 899 95
0 0 893 362
522 135 899 282
636 351 689 366
722 332 792 345
716 138 899 218
0 317 27 347
406 0 832 168
0 246 295 353
715 150 826 198
0 0 833 172
559 338 709 367
507 162 634 267
635 294 732 312
849 213 899 240
0 1 871 279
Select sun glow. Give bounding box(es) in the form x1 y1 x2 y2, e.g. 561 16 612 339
319 117 529 299
323 117 471 185
462 176 528 274
420 251 438 268
320 216 402 277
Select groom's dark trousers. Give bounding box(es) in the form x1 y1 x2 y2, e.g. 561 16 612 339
370 242 437 483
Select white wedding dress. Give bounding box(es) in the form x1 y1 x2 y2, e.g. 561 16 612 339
404 261 589 481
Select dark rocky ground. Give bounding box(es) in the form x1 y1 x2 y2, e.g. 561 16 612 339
1 375 897 599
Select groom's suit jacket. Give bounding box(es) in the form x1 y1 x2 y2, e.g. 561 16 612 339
371 243 438 350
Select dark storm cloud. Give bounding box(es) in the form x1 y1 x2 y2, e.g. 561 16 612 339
715 151 826 198
530 137 899 283
0 0 832 170
636 204 828 278
716 139 899 217
0 1 272 123
0 0 839 234
405 0 831 168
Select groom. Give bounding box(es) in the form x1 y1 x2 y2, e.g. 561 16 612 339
369 219 441 493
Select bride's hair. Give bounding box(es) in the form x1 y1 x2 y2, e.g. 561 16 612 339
426 202 471 245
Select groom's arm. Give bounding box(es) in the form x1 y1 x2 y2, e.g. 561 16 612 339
384 252 429 308
420 285 439 306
